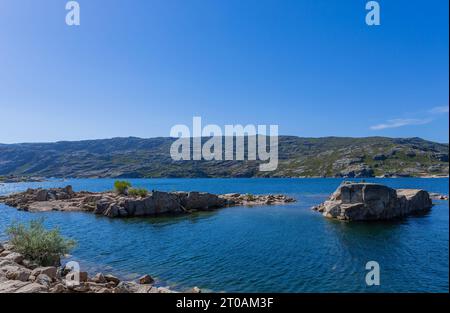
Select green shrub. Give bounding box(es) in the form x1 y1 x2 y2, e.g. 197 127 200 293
128 188 148 197
114 180 132 195
6 219 76 266
246 193 256 201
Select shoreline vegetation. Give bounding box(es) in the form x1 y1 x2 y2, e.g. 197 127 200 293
0 220 192 293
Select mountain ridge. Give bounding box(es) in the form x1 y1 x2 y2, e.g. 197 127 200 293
0 136 448 178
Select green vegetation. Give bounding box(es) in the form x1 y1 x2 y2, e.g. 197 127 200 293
245 194 256 201
128 188 148 197
6 219 76 266
114 180 149 197
114 180 132 195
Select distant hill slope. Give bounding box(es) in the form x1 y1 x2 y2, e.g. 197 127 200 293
0 136 448 178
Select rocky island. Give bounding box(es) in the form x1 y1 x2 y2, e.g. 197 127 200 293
0 186 295 218
312 182 434 221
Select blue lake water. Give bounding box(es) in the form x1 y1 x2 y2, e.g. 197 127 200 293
0 178 448 292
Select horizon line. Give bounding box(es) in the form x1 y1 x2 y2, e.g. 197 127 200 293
1 135 448 146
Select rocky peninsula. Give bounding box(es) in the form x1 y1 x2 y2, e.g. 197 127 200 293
312 182 434 221
0 186 295 218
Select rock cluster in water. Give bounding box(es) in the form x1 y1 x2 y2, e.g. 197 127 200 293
0 242 198 293
312 182 433 221
0 186 295 218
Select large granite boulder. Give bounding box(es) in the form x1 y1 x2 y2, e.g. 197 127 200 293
152 191 183 214
313 182 432 221
180 192 227 210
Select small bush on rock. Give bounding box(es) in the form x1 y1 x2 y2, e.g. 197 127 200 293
114 180 132 195
6 219 76 266
128 188 148 197
246 194 256 201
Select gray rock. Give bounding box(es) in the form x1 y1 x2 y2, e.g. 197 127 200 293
36 189 48 201
3 252 24 264
104 274 120 285
64 185 74 195
0 280 30 292
2 244 15 251
15 282 48 293
114 281 140 293
157 286 176 293
152 191 183 214
94 198 112 215
22 259 39 270
313 182 432 221
138 274 154 285
118 208 129 217
104 203 120 218
332 157 364 170
338 164 374 178
0 260 17 269
428 164 443 173
136 285 157 293
0 250 12 257
91 272 107 284
49 283 66 293
182 192 226 210
5 267 31 282
187 286 202 293
36 274 52 288
31 266 58 280
70 282 91 292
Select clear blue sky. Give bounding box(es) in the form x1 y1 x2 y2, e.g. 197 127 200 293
0 0 448 143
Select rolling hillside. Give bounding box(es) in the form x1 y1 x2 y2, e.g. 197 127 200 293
0 136 448 178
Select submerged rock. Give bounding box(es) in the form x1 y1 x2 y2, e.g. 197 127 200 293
313 182 433 221
138 274 154 285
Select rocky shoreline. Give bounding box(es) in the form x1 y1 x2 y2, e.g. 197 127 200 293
312 182 435 221
0 186 295 218
0 241 197 293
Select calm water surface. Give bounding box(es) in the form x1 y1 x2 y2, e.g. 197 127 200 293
0 178 448 292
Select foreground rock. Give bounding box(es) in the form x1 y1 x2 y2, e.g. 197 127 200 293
0 244 197 293
0 186 295 218
312 182 433 221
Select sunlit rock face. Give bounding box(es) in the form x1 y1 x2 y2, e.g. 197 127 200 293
313 182 433 221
